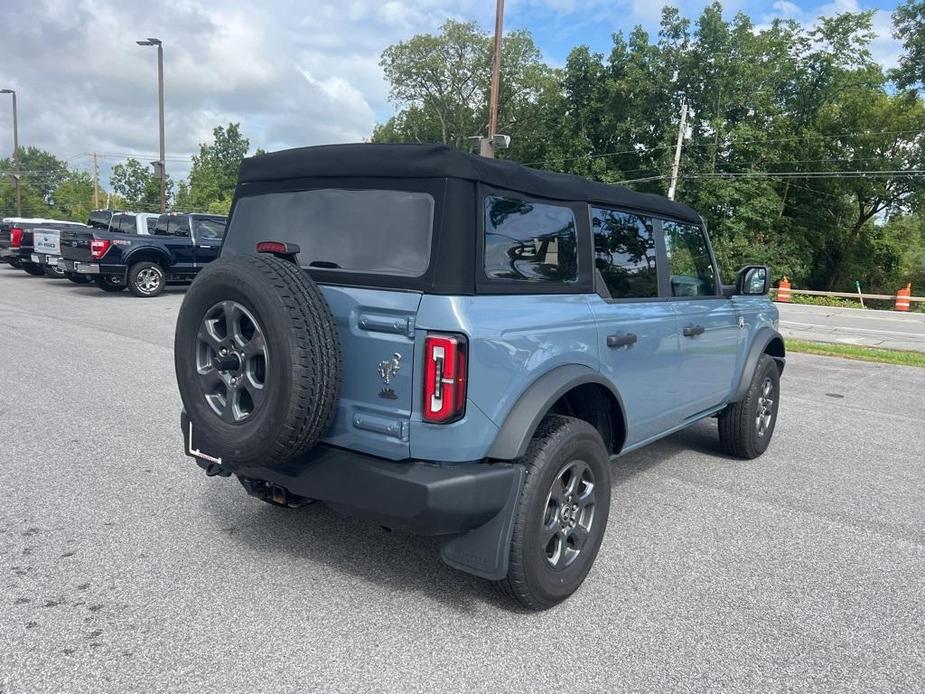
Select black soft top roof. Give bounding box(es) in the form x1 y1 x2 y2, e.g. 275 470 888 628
237 143 702 224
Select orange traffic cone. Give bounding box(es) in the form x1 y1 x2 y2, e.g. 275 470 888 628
776 277 791 303
895 283 912 312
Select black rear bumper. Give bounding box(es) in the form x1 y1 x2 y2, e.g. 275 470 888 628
180 412 522 579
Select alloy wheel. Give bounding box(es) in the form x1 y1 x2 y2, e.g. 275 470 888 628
542 460 597 570
136 266 163 294
196 300 269 423
756 377 774 437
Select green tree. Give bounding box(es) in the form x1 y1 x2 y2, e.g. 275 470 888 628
893 0 925 92
374 20 552 152
185 123 249 212
110 158 173 212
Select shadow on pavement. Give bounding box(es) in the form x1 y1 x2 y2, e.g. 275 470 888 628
198 420 732 614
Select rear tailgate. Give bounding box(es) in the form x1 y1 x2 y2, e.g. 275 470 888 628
33 228 61 256
59 228 96 262
319 285 422 461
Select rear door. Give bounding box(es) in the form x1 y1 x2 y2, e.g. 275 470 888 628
665 221 740 416
166 215 196 271
588 207 683 447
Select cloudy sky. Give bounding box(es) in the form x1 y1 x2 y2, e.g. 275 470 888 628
0 0 903 183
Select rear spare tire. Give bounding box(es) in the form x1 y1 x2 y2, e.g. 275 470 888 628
174 255 341 472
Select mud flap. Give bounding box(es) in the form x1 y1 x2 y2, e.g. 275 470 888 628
439 465 524 581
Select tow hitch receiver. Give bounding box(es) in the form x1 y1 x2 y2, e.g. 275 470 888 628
238 477 314 508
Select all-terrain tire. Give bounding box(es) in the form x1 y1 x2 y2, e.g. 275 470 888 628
22 263 45 276
174 255 342 472
128 261 166 298
95 275 126 292
718 354 780 459
495 415 611 610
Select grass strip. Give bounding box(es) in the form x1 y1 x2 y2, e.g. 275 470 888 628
787 339 925 368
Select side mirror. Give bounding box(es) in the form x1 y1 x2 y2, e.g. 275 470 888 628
736 265 770 296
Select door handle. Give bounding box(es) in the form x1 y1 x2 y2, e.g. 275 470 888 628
683 324 705 337
607 333 638 349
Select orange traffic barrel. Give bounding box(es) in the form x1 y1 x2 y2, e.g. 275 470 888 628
895 283 912 312
776 277 791 303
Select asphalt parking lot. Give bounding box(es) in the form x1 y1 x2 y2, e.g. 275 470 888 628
1 267 924 694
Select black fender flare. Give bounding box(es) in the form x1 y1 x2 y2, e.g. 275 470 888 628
730 328 786 403
486 364 626 460
124 246 171 271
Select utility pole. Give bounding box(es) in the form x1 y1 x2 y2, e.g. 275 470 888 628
92 153 100 209
137 38 166 212
667 101 688 201
1 88 21 216
480 0 505 158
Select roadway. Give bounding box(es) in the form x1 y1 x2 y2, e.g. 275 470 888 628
2 267 924 693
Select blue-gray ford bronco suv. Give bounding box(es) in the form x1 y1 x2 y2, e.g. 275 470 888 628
174 144 784 610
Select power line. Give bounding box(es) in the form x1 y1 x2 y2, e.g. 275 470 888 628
525 128 925 168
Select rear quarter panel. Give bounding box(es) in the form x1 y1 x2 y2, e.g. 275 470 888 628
411 294 599 462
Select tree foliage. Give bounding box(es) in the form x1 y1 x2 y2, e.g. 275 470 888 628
375 3 925 295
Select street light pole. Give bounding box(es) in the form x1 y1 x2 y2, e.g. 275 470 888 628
137 38 166 213
481 0 505 159
1 88 21 216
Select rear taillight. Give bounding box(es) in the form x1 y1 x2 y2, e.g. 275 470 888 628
90 239 111 259
10 227 23 247
423 333 468 424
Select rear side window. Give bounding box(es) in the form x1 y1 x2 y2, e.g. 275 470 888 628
169 216 191 237
119 215 137 234
591 208 658 299
224 189 434 276
663 221 717 297
483 195 578 282
154 215 169 235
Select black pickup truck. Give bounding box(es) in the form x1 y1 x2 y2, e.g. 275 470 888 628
0 218 89 275
59 213 227 297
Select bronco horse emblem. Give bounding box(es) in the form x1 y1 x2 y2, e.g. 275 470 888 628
377 353 402 399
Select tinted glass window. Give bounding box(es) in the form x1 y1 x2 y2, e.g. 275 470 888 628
663 221 717 297
119 214 137 234
169 216 191 237
154 215 169 235
193 217 226 240
145 217 157 232
88 211 111 230
224 189 434 276
484 196 577 282
592 208 658 299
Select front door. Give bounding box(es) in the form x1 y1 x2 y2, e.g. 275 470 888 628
588 207 683 447
192 217 225 268
663 220 740 417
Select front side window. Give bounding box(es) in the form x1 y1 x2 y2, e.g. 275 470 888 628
484 195 578 282
592 208 658 299
663 221 717 297
224 189 434 276
193 217 226 240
